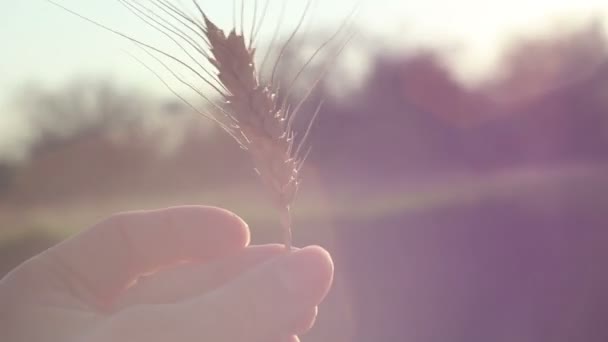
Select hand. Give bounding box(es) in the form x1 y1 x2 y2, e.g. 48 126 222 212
0 206 334 342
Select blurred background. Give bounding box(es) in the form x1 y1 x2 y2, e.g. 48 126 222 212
2 0 608 341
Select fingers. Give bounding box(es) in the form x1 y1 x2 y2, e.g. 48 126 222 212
41 206 249 302
188 245 334 341
113 244 286 309
87 246 333 342
114 244 318 337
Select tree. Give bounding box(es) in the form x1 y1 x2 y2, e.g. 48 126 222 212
14 78 150 157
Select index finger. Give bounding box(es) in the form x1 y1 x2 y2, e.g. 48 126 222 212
39 206 250 304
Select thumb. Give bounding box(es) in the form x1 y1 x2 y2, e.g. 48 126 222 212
191 245 334 341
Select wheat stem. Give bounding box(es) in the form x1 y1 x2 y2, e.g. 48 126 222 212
280 205 293 251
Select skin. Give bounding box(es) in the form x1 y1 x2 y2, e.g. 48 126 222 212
0 206 334 342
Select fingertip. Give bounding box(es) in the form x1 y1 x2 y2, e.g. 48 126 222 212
279 246 334 307
296 246 334 276
295 245 334 293
202 206 251 248
166 205 251 250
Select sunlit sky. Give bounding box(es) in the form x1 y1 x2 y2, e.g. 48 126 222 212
1 0 608 159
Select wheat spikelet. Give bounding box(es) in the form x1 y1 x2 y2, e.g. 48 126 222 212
48 0 356 250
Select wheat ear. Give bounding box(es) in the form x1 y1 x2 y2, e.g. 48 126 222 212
199 3 357 249
202 14 303 250
48 0 356 250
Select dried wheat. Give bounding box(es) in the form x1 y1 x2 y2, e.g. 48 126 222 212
202 13 303 250
49 0 356 250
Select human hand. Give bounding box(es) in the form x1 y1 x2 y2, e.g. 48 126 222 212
0 206 334 342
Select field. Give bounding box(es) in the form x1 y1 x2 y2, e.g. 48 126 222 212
3 19 608 341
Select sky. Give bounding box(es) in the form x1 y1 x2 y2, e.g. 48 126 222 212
1 0 608 160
